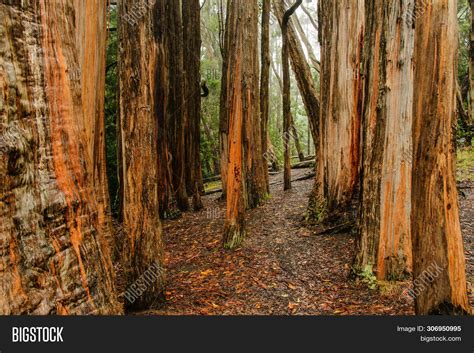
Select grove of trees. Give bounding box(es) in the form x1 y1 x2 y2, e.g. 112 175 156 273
0 0 472 315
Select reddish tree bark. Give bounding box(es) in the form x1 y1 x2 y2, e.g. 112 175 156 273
260 0 271 193
223 0 262 249
0 0 119 314
183 0 204 211
411 0 470 315
354 0 414 281
311 0 364 223
118 0 166 310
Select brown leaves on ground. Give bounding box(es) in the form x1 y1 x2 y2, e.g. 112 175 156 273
137 170 474 315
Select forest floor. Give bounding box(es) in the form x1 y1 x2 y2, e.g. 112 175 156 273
139 162 474 315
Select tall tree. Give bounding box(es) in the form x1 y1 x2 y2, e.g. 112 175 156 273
223 0 262 249
273 0 320 165
293 14 320 72
74 0 115 253
311 0 364 223
183 0 204 211
118 0 166 309
260 0 271 193
354 0 414 281
281 0 303 191
0 0 118 314
168 0 189 212
219 0 230 201
411 0 470 315
271 60 305 162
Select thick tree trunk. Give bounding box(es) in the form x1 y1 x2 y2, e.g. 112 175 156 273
411 0 470 315
312 0 364 222
223 0 261 249
260 0 271 194
354 0 414 281
118 0 165 310
245 0 266 209
183 0 204 211
74 0 115 256
168 0 189 212
0 0 118 314
219 1 230 201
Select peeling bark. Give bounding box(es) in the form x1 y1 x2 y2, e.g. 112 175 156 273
354 0 414 281
0 0 119 314
223 0 261 249
313 0 364 222
411 0 470 315
118 0 165 310
260 0 271 193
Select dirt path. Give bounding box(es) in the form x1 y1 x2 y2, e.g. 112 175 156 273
140 170 473 315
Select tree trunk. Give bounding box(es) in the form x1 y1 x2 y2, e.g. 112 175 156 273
0 0 118 314
293 14 320 72
273 0 320 155
354 0 414 281
313 0 364 222
168 0 189 212
183 0 204 211
271 60 305 163
282 0 303 191
118 0 165 310
74 0 115 256
219 1 230 201
411 0 470 315
223 0 261 249
260 0 271 194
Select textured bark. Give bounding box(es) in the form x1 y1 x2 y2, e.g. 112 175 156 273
282 1 303 191
313 0 364 221
168 0 189 212
183 0 204 211
411 0 470 315
118 0 165 310
260 0 271 193
74 0 115 257
223 0 261 249
219 1 230 201
354 0 414 281
74 0 109 205
0 0 118 314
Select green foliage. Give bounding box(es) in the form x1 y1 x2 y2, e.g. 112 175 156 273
458 0 470 83
457 147 474 182
354 265 378 291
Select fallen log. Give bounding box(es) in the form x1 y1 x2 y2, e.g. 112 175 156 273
292 159 315 169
